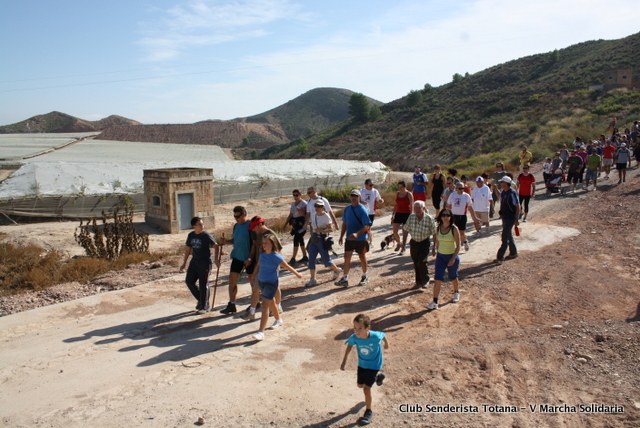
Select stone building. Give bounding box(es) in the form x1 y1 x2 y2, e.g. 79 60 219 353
143 168 214 234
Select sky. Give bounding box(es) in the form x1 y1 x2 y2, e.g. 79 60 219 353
1 0 638 126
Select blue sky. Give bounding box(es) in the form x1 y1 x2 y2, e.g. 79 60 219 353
1 0 638 126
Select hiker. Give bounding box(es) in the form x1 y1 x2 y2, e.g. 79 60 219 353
471 176 493 235
179 217 221 314
516 165 536 222
335 189 372 287
360 178 384 244
285 189 308 264
340 313 389 426
401 200 436 289
412 166 428 202
252 234 302 341
427 208 461 310
304 199 342 287
447 182 478 251
495 176 520 264
220 206 254 315
391 180 413 253
430 165 446 217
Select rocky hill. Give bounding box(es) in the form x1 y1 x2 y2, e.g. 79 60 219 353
97 87 379 150
266 32 640 170
0 112 140 134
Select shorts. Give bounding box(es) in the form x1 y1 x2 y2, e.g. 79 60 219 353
585 169 598 181
357 366 379 388
602 158 613 166
476 211 489 224
258 280 278 300
393 212 410 224
345 240 369 254
567 172 580 184
230 258 255 275
413 192 426 202
432 194 442 210
434 252 460 281
368 214 376 225
452 214 467 231
616 163 627 170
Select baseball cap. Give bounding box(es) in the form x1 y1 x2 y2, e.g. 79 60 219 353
498 176 512 184
621 143 627 147
248 216 265 231
475 176 484 182
350 189 361 197
314 200 325 207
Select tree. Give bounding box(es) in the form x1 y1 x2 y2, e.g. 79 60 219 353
369 104 382 121
423 83 433 93
407 90 423 107
348 93 370 122
296 137 309 154
452 73 464 83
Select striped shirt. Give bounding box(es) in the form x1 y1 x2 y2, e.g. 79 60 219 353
403 212 436 242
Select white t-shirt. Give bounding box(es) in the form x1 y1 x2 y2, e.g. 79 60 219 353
306 196 332 224
290 199 307 218
447 192 472 215
360 188 382 215
471 185 492 213
312 212 333 234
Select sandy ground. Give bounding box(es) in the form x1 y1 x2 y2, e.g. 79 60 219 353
1 168 639 427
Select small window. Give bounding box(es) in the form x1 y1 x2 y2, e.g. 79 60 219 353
152 194 161 207
622 75 627 79
608 75 614 80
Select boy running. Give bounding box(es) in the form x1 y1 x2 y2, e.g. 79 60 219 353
340 314 389 426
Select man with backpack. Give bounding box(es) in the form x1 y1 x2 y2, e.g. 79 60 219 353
495 176 520 264
335 189 372 287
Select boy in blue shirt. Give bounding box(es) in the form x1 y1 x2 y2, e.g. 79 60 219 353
340 314 389 426
335 189 372 287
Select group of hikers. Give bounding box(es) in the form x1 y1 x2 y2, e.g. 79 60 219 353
177 120 638 426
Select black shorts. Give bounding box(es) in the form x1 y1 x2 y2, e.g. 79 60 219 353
616 163 627 170
345 240 369 254
230 258 255 275
567 172 580 184
393 212 410 224
357 366 379 387
452 214 467 231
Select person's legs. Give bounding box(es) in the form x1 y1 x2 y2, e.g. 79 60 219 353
228 271 240 301
185 266 201 307
497 217 515 260
357 251 368 275
362 385 373 412
392 223 401 248
196 265 211 311
343 250 353 275
257 297 272 333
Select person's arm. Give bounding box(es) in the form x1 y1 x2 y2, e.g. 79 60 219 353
449 226 461 266
382 336 389 350
349 209 371 240
513 194 521 226
179 246 192 272
467 204 479 224
340 344 353 371
212 242 221 268
530 176 536 199
246 236 256 267
338 219 347 246
432 231 438 256
279 259 303 279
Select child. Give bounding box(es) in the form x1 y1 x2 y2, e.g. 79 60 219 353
253 233 302 340
340 314 389 425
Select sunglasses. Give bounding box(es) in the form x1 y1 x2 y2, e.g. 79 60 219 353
307 191 313 194
233 214 242 219
441 213 451 217
292 193 300 196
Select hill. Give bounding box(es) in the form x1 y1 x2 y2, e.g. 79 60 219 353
0 112 140 134
97 88 378 151
265 32 640 170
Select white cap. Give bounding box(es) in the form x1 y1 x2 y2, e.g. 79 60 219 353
499 176 512 184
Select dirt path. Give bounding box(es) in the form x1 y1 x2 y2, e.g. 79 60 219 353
1 168 639 427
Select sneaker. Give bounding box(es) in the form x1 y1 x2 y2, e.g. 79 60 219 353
464 241 470 251
270 319 283 329
452 291 460 303
375 372 386 386
305 278 318 287
399 248 405 255
197 309 208 315
240 311 256 321
358 409 374 425
277 304 283 314
518 212 523 220
253 331 265 341
505 253 518 260
299 256 309 263
289 257 296 264
332 268 342 281
358 275 369 286
426 301 439 310
245 303 261 312
494 258 504 265
523 218 528 222
394 245 400 252
220 302 237 315
334 277 349 287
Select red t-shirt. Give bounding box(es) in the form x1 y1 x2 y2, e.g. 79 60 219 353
517 173 536 196
602 145 616 160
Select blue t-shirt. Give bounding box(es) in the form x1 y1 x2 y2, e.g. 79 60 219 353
345 331 386 370
413 172 428 193
499 188 519 219
185 231 216 266
257 252 284 283
342 204 372 241
230 221 251 261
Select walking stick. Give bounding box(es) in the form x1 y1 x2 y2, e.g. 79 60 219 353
211 233 224 311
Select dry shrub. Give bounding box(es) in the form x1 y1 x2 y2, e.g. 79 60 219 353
0 243 64 295
56 257 111 284
75 207 149 260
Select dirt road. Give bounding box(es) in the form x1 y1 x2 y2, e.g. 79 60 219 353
1 168 639 427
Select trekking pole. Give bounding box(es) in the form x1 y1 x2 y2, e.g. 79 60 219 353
211 233 224 311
